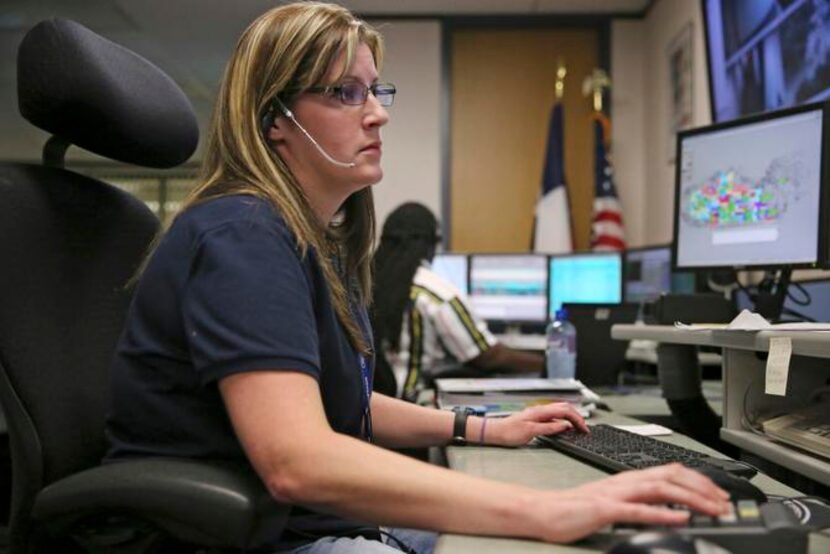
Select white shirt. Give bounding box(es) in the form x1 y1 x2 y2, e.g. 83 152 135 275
386 264 496 400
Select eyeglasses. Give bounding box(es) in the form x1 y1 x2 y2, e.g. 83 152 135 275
307 82 396 107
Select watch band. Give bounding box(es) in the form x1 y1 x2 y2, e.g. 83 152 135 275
451 407 473 445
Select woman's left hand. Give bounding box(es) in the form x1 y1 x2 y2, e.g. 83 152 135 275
485 402 590 447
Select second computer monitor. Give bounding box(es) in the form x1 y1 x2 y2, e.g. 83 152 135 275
625 246 672 303
469 254 548 323
549 253 622 316
431 253 469 296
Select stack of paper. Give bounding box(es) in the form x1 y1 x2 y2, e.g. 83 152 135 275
434 377 599 417
675 309 830 332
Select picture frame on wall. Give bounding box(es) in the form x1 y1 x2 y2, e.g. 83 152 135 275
668 23 694 163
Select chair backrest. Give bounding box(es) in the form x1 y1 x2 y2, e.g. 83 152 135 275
0 18 197 546
563 302 640 386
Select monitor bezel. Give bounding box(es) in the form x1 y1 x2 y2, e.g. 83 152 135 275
548 251 624 316
700 0 719 124
467 252 550 325
671 100 830 272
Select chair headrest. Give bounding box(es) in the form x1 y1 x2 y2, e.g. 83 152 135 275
17 18 199 168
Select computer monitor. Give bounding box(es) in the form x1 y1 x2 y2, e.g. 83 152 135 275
549 253 622 316
624 245 697 303
468 254 548 323
624 246 672 303
673 102 828 271
431 253 468 296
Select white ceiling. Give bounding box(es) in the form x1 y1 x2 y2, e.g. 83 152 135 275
0 0 651 162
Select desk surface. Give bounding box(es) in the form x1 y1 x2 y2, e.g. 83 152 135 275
597 381 723 418
435 410 829 554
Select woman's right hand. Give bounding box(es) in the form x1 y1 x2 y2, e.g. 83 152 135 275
529 463 732 544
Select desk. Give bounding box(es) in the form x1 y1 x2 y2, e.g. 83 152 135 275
598 381 723 418
612 325 830 487
435 410 830 553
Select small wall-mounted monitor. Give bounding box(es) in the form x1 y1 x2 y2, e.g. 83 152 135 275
674 101 828 271
549 253 622 316
468 254 549 323
431 253 469 296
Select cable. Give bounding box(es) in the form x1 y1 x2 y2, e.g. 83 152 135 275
786 281 811 306
780 306 816 323
284 526 416 553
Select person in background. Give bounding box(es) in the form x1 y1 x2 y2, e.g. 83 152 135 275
372 202 544 401
106 3 730 553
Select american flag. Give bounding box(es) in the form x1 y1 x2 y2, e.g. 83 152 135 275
590 113 625 251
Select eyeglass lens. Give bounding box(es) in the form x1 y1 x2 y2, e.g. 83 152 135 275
340 83 395 107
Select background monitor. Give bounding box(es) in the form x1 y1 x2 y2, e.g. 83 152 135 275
673 102 827 270
549 253 622 316
468 254 548 323
625 246 673 303
703 0 830 123
431 253 468 296
625 245 698 302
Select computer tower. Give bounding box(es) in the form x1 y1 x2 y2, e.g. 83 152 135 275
562 302 640 387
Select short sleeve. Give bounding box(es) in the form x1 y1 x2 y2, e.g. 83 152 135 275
182 219 320 384
432 293 497 363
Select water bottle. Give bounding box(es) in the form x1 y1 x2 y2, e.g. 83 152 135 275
545 308 577 380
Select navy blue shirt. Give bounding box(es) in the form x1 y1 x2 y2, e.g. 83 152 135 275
106 194 375 546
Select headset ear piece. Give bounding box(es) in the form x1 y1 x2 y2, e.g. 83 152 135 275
261 113 274 137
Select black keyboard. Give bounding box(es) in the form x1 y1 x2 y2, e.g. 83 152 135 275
537 424 756 478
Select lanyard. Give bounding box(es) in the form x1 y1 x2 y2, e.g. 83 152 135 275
358 353 373 443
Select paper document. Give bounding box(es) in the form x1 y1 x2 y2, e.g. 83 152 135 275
613 424 673 436
675 309 830 332
434 378 584 394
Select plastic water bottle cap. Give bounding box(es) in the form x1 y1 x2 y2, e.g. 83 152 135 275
555 308 569 321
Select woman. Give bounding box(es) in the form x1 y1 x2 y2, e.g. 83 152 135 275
373 202 545 402
106 3 730 553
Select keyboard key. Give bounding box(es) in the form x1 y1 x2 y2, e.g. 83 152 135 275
736 500 761 522
717 504 738 525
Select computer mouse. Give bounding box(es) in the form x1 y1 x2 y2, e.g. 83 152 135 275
694 466 767 504
607 531 727 554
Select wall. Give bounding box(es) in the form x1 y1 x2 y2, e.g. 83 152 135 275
367 20 443 233
611 0 711 247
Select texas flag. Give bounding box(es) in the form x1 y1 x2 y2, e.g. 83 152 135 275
533 102 573 254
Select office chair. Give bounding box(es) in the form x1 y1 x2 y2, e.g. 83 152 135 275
0 19 288 552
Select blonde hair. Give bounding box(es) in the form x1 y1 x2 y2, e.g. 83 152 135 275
180 2 382 353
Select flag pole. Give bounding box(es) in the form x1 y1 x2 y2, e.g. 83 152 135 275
581 68 611 113
555 58 567 101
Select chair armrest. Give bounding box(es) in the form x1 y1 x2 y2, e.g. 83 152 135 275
32 458 290 549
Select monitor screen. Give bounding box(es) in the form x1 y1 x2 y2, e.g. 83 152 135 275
468 254 548 323
703 0 830 122
430 254 468 296
549 253 622 316
674 104 825 270
625 247 672 303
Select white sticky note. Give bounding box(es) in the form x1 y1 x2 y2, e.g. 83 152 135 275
765 337 792 396
613 424 673 436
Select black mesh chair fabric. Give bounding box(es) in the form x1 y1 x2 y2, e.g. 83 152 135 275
1 18 288 553
0 165 159 548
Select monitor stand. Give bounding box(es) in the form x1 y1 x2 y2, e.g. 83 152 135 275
753 268 791 322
